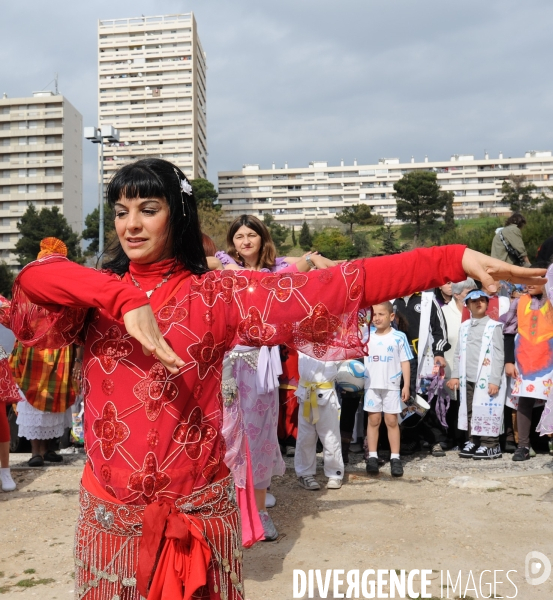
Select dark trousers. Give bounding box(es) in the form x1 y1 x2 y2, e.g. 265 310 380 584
339 390 364 442
466 381 499 448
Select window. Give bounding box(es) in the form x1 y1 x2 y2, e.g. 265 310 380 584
28 168 37 177
0 186 9 194
18 169 26 177
29 121 38 129
28 136 37 145
19 121 27 129
27 184 36 193
18 185 26 193
18 137 27 145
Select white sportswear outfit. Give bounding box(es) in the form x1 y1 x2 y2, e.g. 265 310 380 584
294 352 344 480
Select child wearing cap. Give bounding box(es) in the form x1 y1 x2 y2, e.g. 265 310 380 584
447 290 506 459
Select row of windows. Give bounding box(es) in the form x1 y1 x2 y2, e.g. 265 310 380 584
0 184 62 193
0 136 62 146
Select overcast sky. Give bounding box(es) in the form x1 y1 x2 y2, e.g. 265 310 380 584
1 0 552 221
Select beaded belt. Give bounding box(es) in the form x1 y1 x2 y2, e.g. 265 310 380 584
75 474 244 600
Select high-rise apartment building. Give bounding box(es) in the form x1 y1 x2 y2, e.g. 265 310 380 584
0 91 82 266
98 13 207 183
218 152 553 225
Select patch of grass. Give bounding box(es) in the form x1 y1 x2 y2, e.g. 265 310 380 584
517 493 531 496
0 585 11 594
52 489 62 494
486 487 506 492
15 577 55 588
23 569 35 575
0 573 3 579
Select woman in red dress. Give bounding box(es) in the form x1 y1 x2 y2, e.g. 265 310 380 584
9 158 545 600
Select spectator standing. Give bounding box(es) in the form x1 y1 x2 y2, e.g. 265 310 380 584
448 291 506 459
364 302 412 477
491 213 531 266
295 352 343 490
501 274 553 461
393 291 450 456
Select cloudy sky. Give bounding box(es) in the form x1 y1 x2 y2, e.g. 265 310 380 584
1 0 552 221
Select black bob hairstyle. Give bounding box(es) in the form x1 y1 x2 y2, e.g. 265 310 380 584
102 158 208 275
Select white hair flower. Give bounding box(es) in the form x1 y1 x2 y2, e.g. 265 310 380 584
180 179 193 196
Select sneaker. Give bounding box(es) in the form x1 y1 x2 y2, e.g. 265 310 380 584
285 446 295 457
431 443 446 457
512 447 530 462
459 441 476 459
473 446 502 460
529 447 536 458
0 470 16 492
265 492 276 508
390 458 404 477
259 511 278 541
504 441 517 454
365 457 379 474
549 439 553 456
327 477 342 489
297 475 320 490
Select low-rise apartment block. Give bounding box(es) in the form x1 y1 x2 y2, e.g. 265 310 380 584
218 152 553 225
0 91 82 266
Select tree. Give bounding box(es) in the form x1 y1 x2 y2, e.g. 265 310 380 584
198 205 229 251
312 228 358 260
374 224 409 255
335 204 375 240
291 226 297 247
82 203 116 256
501 175 537 212
191 178 219 210
0 262 14 298
263 213 288 250
394 171 448 241
443 191 456 231
15 204 83 266
299 221 313 251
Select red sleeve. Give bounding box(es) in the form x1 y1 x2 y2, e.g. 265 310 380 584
360 245 466 307
218 245 466 360
10 255 149 348
0 295 10 328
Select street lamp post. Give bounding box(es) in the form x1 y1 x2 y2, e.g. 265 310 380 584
84 125 120 255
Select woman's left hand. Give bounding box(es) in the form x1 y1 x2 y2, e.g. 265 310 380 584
123 304 185 374
461 248 547 293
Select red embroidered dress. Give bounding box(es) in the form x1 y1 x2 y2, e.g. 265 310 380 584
10 247 466 600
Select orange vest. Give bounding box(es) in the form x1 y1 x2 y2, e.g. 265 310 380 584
516 295 553 377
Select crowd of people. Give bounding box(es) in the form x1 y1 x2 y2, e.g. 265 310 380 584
0 157 550 600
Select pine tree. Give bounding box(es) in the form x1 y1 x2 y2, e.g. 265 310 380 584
0 262 14 298
443 191 456 231
299 221 313 251
291 226 296 247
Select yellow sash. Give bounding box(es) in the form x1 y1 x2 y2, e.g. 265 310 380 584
299 380 334 424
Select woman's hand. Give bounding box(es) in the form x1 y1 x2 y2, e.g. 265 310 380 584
123 304 185 374
461 248 547 293
207 256 223 271
310 254 338 270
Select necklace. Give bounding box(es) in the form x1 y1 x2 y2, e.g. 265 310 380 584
129 272 171 298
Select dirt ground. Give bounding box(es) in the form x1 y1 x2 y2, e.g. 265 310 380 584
1 452 553 599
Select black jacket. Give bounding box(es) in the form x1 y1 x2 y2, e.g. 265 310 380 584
393 293 450 358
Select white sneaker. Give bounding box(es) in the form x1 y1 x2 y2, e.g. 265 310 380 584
327 477 342 489
1 470 16 492
265 492 276 508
